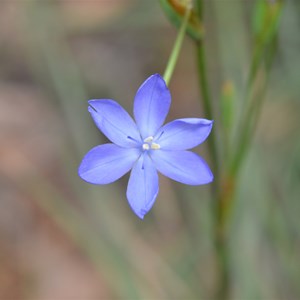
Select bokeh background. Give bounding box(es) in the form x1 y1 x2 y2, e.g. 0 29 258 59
0 0 299 299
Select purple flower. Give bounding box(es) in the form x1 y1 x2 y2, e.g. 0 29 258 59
79 74 213 219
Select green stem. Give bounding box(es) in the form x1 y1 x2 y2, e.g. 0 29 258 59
194 0 220 188
230 2 283 177
163 2 192 86
230 47 275 177
194 1 227 299
194 1 283 299
196 45 219 178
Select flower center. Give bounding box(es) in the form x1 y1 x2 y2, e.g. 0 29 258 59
142 136 160 151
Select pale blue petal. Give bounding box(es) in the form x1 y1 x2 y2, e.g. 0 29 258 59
88 100 141 147
151 150 213 185
126 154 159 219
79 143 140 184
133 74 171 139
155 118 213 150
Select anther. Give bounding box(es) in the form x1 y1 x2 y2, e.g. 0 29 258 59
151 143 160 150
143 136 154 143
142 143 150 150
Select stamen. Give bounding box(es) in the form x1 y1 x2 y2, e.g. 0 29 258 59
143 136 154 143
151 143 160 150
142 136 160 151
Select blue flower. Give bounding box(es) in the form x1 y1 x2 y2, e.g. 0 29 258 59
79 74 213 219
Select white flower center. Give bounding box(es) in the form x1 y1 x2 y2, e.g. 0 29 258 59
142 136 160 151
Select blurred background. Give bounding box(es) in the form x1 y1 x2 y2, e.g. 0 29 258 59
0 0 299 299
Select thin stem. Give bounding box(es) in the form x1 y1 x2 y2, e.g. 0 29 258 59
230 47 275 177
194 0 220 187
193 1 283 299
163 1 192 86
196 45 219 178
230 3 283 177
195 0 226 295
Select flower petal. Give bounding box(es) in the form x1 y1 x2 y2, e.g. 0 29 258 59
79 143 140 184
88 99 141 147
151 150 213 185
126 154 159 219
133 74 171 138
155 118 213 150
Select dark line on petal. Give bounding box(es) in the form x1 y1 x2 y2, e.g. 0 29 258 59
156 131 164 141
127 136 139 143
89 104 98 112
